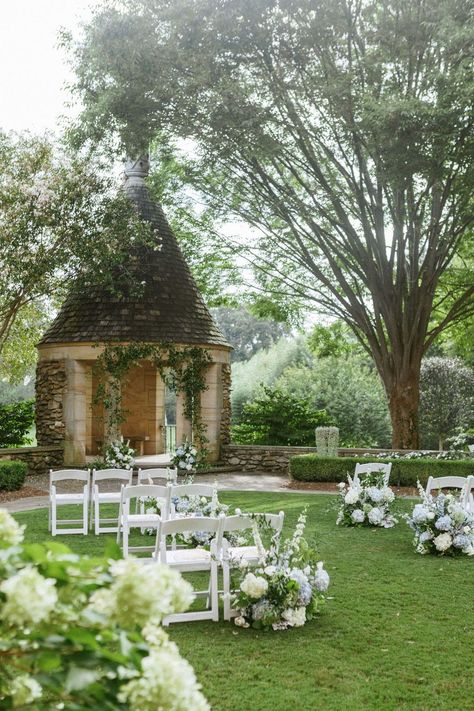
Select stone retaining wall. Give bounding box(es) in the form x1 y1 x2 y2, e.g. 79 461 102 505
0 446 64 476
221 444 441 473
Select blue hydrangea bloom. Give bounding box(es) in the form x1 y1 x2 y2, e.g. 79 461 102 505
435 515 453 532
453 534 470 549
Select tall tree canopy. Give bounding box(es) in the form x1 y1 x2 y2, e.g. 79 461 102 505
67 0 474 447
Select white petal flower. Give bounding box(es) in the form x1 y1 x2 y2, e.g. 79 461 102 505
0 567 57 628
0 509 24 548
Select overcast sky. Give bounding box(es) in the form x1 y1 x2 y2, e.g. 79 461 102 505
0 0 92 134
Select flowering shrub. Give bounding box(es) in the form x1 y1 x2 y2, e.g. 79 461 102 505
172 440 199 472
336 472 397 528
0 508 209 709
362 449 473 461
105 438 136 469
231 510 330 631
405 483 474 555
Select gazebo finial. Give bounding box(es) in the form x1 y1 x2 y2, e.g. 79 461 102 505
123 155 150 185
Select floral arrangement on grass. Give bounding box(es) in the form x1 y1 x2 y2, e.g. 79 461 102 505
0 508 209 709
231 510 330 631
405 483 474 555
336 472 397 528
172 440 199 472
105 438 136 469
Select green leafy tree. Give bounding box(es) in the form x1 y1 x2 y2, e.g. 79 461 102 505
232 385 333 446
277 356 392 447
0 400 35 447
308 321 362 360
419 357 474 449
0 131 152 361
212 306 291 362
67 0 474 449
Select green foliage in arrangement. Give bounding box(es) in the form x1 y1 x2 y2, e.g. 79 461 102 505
0 399 35 448
232 386 333 446
0 460 27 490
290 455 474 487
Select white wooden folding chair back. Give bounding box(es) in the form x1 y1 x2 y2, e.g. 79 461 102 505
169 483 217 519
49 469 89 536
354 462 392 485
425 475 468 497
221 511 285 621
463 475 474 512
90 468 133 534
137 467 178 485
154 515 225 624
117 484 171 557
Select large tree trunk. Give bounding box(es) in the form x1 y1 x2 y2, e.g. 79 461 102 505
386 370 421 450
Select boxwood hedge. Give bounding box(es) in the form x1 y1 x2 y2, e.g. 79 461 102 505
0 460 28 491
289 454 474 487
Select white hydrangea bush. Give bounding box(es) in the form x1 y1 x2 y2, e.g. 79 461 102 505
0 508 209 709
336 472 397 528
405 483 474 555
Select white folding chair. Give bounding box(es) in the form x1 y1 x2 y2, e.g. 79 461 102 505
425 475 468 497
49 469 89 536
117 484 171 557
153 515 225 624
354 462 392 486
90 468 133 534
137 467 178 485
169 483 216 518
463 475 474 512
221 511 285 621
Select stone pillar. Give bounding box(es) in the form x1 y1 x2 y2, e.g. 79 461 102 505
63 359 88 466
153 371 166 454
35 359 67 447
220 363 232 446
176 391 192 445
201 362 223 462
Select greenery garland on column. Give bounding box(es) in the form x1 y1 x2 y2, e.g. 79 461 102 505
92 343 212 458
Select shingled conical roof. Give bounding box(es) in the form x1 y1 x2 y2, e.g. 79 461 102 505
39 156 230 348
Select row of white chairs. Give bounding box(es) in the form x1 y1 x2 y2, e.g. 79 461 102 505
49 467 177 536
353 462 474 511
126 508 285 624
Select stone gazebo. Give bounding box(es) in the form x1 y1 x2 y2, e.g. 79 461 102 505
35 157 231 466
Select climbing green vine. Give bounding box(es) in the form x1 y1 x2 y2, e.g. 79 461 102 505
93 343 212 459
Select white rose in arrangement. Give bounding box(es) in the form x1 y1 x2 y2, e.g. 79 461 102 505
0 508 24 548
282 606 306 627
0 566 57 628
434 532 453 552
234 615 250 628
240 573 268 599
368 507 384 525
351 509 365 524
344 488 360 505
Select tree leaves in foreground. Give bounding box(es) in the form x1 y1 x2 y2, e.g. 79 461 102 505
66 0 474 448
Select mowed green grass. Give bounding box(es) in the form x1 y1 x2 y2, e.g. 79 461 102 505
14 492 474 711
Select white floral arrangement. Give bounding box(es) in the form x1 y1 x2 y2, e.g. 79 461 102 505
104 438 136 470
405 482 474 555
231 510 330 631
315 426 339 456
336 472 397 528
172 440 199 472
0 508 209 709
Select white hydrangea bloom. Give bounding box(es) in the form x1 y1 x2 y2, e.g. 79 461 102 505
9 674 42 706
382 487 395 503
368 507 384 525
89 559 194 628
118 645 210 711
434 532 453 552
344 488 360 505
240 572 268 599
0 509 24 547
350 509 365 523
367 487 384 503
0 567 57 628
314 561 330 592
282 606 306 627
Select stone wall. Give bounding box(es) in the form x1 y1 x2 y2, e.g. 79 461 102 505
35 359 67 446
0 446 64 476
221 444 442 473
219 363 232 448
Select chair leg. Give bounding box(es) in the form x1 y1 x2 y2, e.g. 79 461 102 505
51 501 57 537
123 525 129 557
211 562 219 622
223 562 231 621
83 498 88 535
94 497 100 535
48 503 51 532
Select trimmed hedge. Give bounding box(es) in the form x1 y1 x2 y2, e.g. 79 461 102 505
289 454 474 487
0 460 28 491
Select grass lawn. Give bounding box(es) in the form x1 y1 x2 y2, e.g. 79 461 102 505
14 492 473 711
